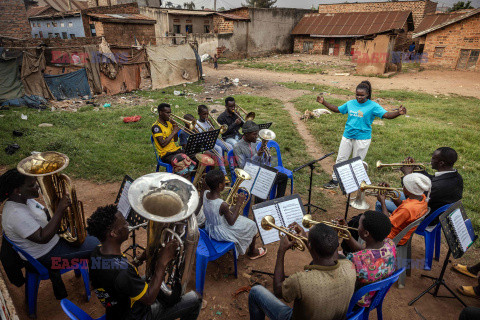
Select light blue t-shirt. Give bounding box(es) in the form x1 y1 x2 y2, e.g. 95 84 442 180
338 99 387 140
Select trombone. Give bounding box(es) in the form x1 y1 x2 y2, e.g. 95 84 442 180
169 113 198 135
234 105 255 122
206 114 231 150
302 214 357 240
261 215 307 251
376 160 427 172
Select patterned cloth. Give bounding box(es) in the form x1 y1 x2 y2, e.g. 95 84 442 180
346 238 397 307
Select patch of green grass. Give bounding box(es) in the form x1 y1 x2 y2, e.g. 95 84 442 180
291 93 480 231
238 61 324 74
217 58 239 64
278 82 354 96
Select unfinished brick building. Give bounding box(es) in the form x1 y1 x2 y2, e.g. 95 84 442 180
413 9 480 71
0 0 32 40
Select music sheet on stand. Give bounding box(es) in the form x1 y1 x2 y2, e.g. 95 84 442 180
117 181 132 218
450 209 473 252
351 160 371 185
254 205 281 245
240 161 259 192
336 165 358 194
252 168 277 199
277 199 307 231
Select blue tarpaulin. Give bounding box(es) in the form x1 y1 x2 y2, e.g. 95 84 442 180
44 68 92 101
1 95 47 109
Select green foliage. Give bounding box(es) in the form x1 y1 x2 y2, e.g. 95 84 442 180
291 92 480 232
242 0 277 8
449 1 473 12
239 61 324 74
277 82 354 95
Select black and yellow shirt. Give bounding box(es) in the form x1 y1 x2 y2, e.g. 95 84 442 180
151 120 181 158
89 246 149 320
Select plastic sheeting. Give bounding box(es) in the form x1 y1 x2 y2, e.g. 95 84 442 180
0 58 23 102
146 44 199 90
21 49 54 100
44 68 92 101
100 64 141 95
1 95 47 109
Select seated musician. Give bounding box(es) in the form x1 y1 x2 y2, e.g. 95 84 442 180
233 121 288 198
203 169 266 259
152 103 196 175
248 223 356 320
87 205 202 320
196 105 232 178
340 211 396 308
0 169 99 300
217 97 243 146
376 147 463 227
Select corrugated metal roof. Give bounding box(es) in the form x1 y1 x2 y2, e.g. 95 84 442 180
413 8 480 38
291 11 414 37
26 5 52 18
35 0 88 12
166 9 214 16
87 13 156 24
215 13 250 21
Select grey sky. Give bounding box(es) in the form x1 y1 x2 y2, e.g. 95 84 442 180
168 0 480 10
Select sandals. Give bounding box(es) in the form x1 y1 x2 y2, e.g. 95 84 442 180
249 247 267 260
452 263 477 279
457 286 480 299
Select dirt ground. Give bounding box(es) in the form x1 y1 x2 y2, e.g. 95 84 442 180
1 56 480 320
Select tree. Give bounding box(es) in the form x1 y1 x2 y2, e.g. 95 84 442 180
448 1 473 12
183 1 195 10
165 1 174 8
242 0 277 8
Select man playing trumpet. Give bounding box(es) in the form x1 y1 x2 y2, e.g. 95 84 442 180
248 223 356 320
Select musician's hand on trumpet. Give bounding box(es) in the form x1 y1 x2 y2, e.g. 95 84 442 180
288 222 308 240
278 232 296 253
400 156 416 175
375 182 389 203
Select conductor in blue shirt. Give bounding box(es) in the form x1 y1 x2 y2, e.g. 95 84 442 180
317 81 407 189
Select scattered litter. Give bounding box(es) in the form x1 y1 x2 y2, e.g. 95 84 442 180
123 116 141 123
12 130 23 137
373 120 385 126
175 105 180 109
5 143 20 155
201 54 211 62
38 123 54 127
21 114 28 120
216 311 222 315
173 91 182 96
335 73 350 76
103 103 111 108
233 286 251 298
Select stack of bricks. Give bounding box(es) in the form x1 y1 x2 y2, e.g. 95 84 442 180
0 0 32 39
422 13 480 71
317 0 437 28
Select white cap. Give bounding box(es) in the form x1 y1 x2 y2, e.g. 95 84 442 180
403 173 431 198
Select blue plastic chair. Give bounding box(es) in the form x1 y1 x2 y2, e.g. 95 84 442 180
256 140 294 194
346 268 405 320
195 229 237 295
347 307 365 320
3 234 90 318
414 203 453 270
61 299 106 320
150 136 173 173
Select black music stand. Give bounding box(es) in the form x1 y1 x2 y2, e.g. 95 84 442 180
258 122 273 130
293 152 334 215
115 175 147 259
409 201 475 307
184 129 220 159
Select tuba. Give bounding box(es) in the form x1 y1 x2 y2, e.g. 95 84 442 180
224 168 251 212
128 173 199 305
17 152 86 245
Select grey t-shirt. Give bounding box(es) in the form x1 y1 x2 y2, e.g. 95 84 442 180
233 138 264 168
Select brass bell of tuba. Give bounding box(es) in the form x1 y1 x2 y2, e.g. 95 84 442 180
261 215 307 251
224 168 251 212
17 152 87 245
128 173 199 305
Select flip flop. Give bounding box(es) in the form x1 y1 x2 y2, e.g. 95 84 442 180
452 263 477 279
457 286 480 299
249 247 267 260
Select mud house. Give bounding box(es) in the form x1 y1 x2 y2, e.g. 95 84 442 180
413 9 480 71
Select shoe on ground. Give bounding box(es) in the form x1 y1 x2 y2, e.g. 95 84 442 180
323 180 339 189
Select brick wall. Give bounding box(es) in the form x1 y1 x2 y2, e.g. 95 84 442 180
422 13 480 71
0 0 32 39
226 7 250 19
100 22 156 45
81 3 140 37
213 15 234 33
294 36 324 53
318 0 437 28
0 36 102 48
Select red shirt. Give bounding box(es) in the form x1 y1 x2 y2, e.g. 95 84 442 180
387 195 428 245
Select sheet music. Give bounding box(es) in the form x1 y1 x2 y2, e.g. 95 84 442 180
252 168 277 200
336 165 358 194
277 199 307 231
117 181 132 218
240 161 259 192
449 209 473 252
351 160 371 185
253 205 281 245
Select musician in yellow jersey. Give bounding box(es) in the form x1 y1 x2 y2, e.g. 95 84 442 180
152 103 195 174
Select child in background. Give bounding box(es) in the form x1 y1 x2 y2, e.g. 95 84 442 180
213 54 218 70
203 170 266 259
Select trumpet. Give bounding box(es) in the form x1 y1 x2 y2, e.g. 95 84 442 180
302 214 357 240
261 215 307 251
234 105 255 122
258 129 276 161
376 160 426 172
360 181 402 200
224 168 252 212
